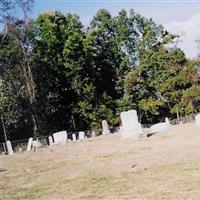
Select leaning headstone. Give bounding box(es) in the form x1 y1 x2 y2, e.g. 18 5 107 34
120 110 142 139
27 137 33 151
53 131 67 145
151 122 168 133
6 140 13 155
48 136 53 146
79 131 85 140
102 120 110 135
195 113 200 128
72 133 76 141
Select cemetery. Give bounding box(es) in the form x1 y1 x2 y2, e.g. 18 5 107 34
1 111 200 199
1 0 200 199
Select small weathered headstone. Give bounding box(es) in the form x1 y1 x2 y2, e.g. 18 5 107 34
92 130 95 137
53 131 67 145
6 140 13 155
102 120 110 135
120 110 142 139
151 122 168 133
32 140 42 148
72 133 76 141
27 137 33 151
48 136 53 146
79 131 85 140
32 140 42 152
165 117 170 126
195 113 200 128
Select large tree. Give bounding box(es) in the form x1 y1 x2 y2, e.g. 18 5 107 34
0 0 38 140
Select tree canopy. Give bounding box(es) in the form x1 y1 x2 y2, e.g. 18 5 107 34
0 3 200 142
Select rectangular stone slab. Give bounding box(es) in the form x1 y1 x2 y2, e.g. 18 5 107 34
6 140 13 155
151 122 169 133
79 132 85 140
53 131 67 145
102 120 110 135
120 110 142 139
195 114 200 128
27 137 33 151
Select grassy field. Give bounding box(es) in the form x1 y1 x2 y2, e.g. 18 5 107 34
1 123 200 200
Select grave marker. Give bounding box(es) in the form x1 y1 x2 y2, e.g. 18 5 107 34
53 131 67 145
102 120 110 135
6 140 13 155
120 110 142 139
27 137 33 151
79 131 85 140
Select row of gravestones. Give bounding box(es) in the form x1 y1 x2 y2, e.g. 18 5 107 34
4 111 200 155
5 130 87 155
27 131 86 150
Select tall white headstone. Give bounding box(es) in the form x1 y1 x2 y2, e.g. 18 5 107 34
120 110 142 139
6 140 13 155
195 113 200 128
102 120 110 135
48 136 53 146
53 131 67 145
72 133 76 141
79 131 85 140
27 137 33 151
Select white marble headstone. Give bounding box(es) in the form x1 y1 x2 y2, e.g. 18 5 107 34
53 131 67 145
195 113 200 128
151 122 168 133
102 120 110 135
27 137 33 151
6 140 13 155
72 133 76 141
92 130 95 137
79 131 85 140
120 110 142 139
48 136 53 146
32 140 42 148
165 117 170 126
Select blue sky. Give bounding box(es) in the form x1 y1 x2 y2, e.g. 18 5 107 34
27 1 200 58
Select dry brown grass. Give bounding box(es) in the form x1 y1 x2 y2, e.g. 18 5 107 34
1 123 200 200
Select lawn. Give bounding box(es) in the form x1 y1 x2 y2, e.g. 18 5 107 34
1 123 200 200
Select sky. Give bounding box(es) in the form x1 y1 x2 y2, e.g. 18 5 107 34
30 1 200 58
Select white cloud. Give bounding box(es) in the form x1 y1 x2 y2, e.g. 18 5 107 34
165 12 200 58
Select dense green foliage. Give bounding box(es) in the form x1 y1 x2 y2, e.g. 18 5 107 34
0 5 200 141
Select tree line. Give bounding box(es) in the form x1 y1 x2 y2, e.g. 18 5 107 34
0 1 200 141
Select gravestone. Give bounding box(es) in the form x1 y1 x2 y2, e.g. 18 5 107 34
6 140 13 155
32 140 42 148
165 117 170 126
27 137 33 151
92 130 95 137
72 133 76 141
120 110 142 139
151 122 168 133
53 131 67 145
32 140 42 152
102 120 110 135
195 113 200 128
79 131 85 140
48 136 53 146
